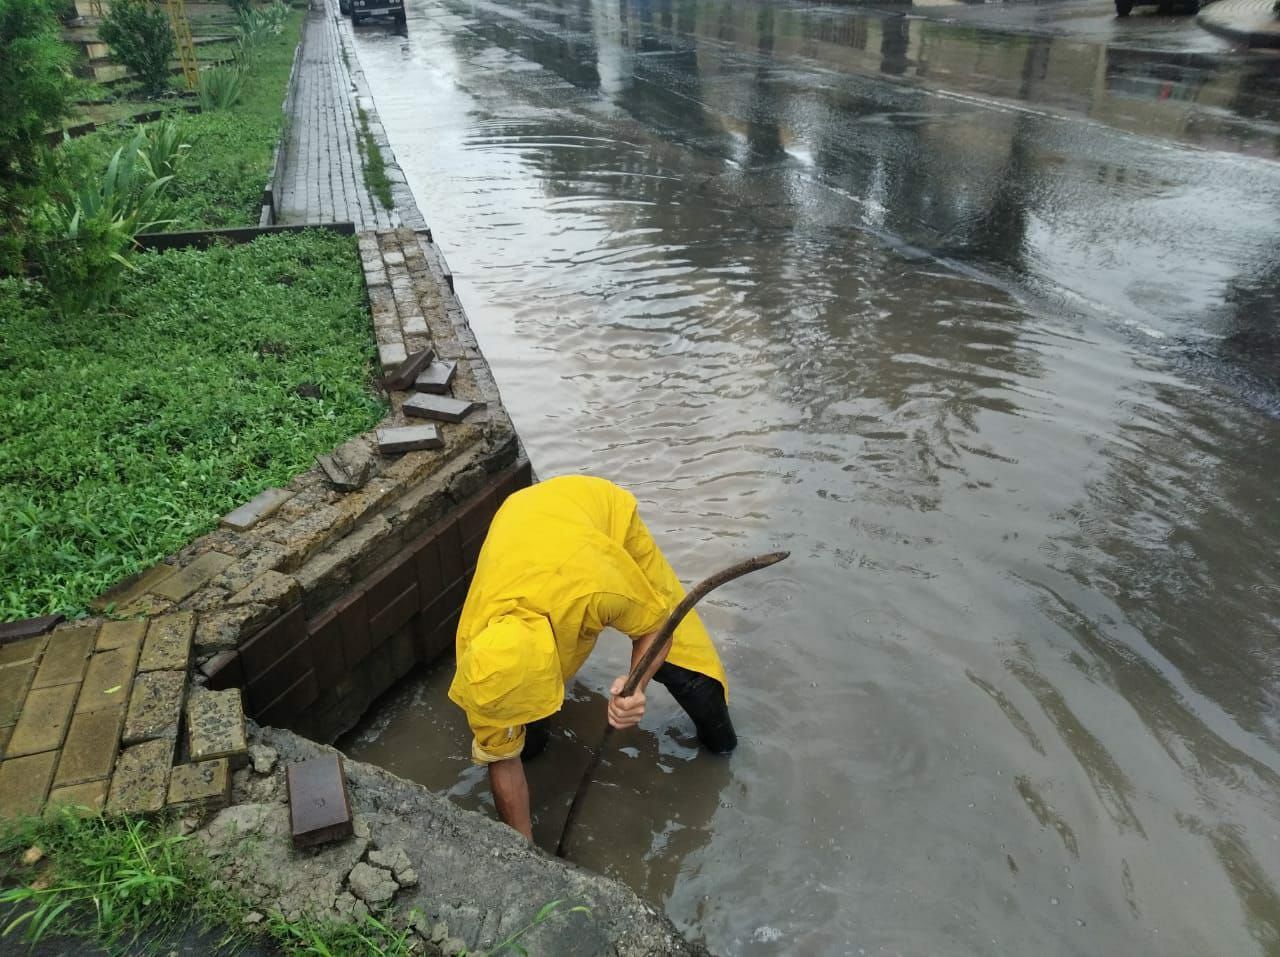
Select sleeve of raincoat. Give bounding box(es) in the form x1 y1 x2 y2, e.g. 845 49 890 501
468 718 526 765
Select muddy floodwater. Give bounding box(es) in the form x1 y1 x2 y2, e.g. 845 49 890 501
338 0 1280 952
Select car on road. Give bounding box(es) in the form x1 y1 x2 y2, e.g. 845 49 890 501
1115 0 1200 16
350 0 405 25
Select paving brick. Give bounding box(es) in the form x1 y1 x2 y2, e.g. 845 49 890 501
46 778 108 816
90 563 176 613
0 634 46 667
377 341 407 370
0 751 58 818
187 689 248 764
272 505 354 572
151 552 236 603
96 618 146 652
122 671 186 745
0 661 36 726
220 488 295 532
413 360 457 395
228 571 302 611
137 612 196 673
54 707 125 788
106 738 173 815
377 424 443 454
0 726 10 758
31 623 96 689
195 603 274 652
167 759 231 812
77 643 139 714
403 394 485 423
382 347 435 391
7 683 78 757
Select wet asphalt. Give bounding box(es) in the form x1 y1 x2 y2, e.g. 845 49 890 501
339 2 1280 954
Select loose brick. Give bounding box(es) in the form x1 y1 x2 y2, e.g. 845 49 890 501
31 623 96 689
167 759 231 812
77 644 139 714
271 505 354 572
137 612 196 673
381 347 435 391
0 634 46 667
96 618 146 652
0 751 58 818
187 689 248 764
377 424 443 455
46 778 108 816
413 360 457 395
7 683 78 757
151 553 236 603
123 671 186 745
54 707 125 788
220 488 295 532
0 661 36 726
402 394 485 423
0 615 63 643
106 738 173 815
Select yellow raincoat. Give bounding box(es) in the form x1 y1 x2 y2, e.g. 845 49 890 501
448 475 728 763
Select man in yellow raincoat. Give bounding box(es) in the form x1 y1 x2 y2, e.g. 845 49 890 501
448 474 736 839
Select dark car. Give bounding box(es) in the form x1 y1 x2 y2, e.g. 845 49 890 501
1115 0 1200 15
351 0 404 25
338 0 350 11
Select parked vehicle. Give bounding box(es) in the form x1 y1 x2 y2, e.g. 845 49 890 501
338 0 351 12
1115 0 1200 16
350 0 405 25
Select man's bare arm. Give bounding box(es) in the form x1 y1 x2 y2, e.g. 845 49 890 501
608 628 668 729
489 757 533 840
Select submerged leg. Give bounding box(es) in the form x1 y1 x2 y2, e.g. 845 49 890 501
653 662 737 753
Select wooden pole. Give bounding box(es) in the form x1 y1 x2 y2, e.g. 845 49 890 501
554 550 789 859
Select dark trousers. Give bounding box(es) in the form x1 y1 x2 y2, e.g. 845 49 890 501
522 662 737 760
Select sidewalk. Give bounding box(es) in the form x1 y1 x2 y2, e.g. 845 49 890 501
278 4 398 228
1198 0 1280 47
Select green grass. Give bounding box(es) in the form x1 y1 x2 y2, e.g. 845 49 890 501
0 230 386 620
0 810 195 948
356 106 394 211
1 811 590 955
60 7 304 229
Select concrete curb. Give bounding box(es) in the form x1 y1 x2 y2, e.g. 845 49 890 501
1197 0 1280 47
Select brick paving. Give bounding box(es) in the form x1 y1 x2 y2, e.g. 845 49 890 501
0 606 244 820
278 4 398 228
1199 0 1280 46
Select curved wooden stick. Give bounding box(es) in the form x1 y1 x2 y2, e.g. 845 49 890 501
555 550 789 859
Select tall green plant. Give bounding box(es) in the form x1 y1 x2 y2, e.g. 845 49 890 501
98 0 175 96
198 64 243 110
0 0 75 274
33 125 176 316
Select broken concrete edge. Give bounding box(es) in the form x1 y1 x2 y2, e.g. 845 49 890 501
194 724 706 956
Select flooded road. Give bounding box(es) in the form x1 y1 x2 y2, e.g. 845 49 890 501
340 0 1280 952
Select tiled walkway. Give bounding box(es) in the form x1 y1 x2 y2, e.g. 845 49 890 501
278 4 398 228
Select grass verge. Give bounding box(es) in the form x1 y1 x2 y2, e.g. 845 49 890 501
60 7 305 228
0 229 385 620
0 811 588 956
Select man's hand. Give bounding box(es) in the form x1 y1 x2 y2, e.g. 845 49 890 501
608 677 646 729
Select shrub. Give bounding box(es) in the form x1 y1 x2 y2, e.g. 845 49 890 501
0 0 75 274
32 125 176 316
226 0 252 15
198 64 243 109
98 0 175 96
